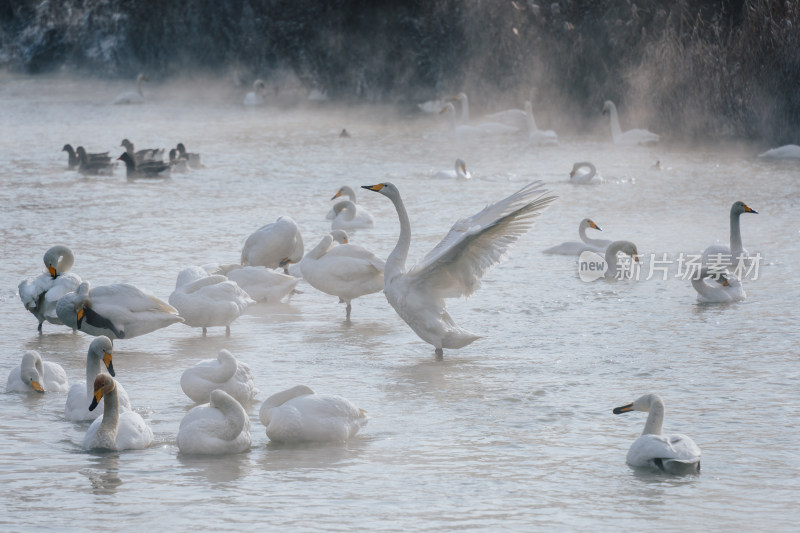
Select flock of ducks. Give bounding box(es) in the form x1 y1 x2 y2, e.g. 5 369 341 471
62 139 203 178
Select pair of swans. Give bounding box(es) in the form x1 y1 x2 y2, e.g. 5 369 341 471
83 375 153 451
613 393 701 475
19 245 82 333
692 268 746 303
569 162 601 184
543 218 611 255
56 281 183 339
362 181 556 359
6 350 68 393
65 336 132 421
169 266 254 336
327 186 375 230
434 158 472 180
241 216 304 272
602 100 660 145
702 201 758 272
204 263 299 303
180 349 258 405
113 73 147 105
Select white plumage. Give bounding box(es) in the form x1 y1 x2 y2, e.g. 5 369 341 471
6 350 68 393
82 375 152 451
18 245 82 332
65 336 132 421
169 266 253 336
177 389 251 455
180 349 258 405
543 218 610 255
602 100 660 145
241 216 304 271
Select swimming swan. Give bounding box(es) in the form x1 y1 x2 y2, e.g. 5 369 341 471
259 385 368 444
241 216 304 272
177 389 251 455
434 158 472 180
602 100 660 145
113 73 147 105
300 233 385 319
569 162 600 184
82 375 153 451
362 181 556 359
329 200 376 231
613 393 701 475
691 267 746 303
6 350 68 393
56 281 183 339
543 218 611 255
243 79 266 106
524 101 558 144
602 240 640 280
326 186 375 223
18 245 82 332
441 102 519 136
180 349 258 405
65 336 132 421
702 201 758 272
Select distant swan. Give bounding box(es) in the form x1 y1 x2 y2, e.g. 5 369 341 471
434 158 472 180
702 201 758 272
243 79 266 106
259 385 368 444
692 267 746 303
613 393 701 475
241 216 304 272
543 218 611 255
204 264 299 303
180 349 258 405
169 266 253 336
177 389 251 455
757 144 800 160
441 100 519 136
18 245 82 332
326 186 375 224
6 350 68 393
82 375 153 451
113 73 147 105
569 162 600 184
65 336 131 421
362 181 556 359
603 240 639 280
602 100 660 145
329 200 376 230
524 101 558 144
56 281 183 339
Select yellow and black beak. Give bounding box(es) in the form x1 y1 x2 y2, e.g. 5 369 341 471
89 387 104 411
77 307 85 328
31 380 44 393
278 257 292 268
331 189 343 200
362 184 384 192
48 264 57 279
103 351 115 377
589 220 602 231
744 204 758 214
613 402 633 414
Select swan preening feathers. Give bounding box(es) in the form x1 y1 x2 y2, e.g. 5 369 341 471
180 349 258 405
6 350 68 393
18 245 81 333
177 389 251 455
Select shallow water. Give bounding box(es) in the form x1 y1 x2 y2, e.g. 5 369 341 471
1 74 799 531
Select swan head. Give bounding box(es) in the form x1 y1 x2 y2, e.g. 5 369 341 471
20 351 45 393
331 185 355 201
117 151 136 169
331 229 349 244
453 92 467 102
455 158 468 174
616 241 639 262
731 201 758 216
89 374 115 411
71 281 92 328
90 336 115 377
176 143 187 156
253 79 266 91
362 182 398 199
602 100 616 115
613 393 663 415
581 218 602 232
43 245 75 278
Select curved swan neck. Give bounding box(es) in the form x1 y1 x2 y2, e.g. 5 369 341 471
385 190 411 278
642 396 665 435
606 103 622 141
579 221 604 247
211 391 246 436
100 386 120 434
308 235 335 260
86 350 105 398
264 385 314 410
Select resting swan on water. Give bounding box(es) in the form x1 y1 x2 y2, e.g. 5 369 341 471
569 162 601 184
65 336 131 421
543 218 611 255
113 73 147 105
177 389 251 455
602 100 660 145
702 201 758 272
326 186 375 224
691 267 746 303
180 349 258 405
6 350 68 393
203 263 299 303
434 158 472 180
362 181 556 359
82 375 152 451
602 240 640 280
18 245 82 333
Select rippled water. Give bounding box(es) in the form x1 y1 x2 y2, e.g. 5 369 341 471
1 74 799 531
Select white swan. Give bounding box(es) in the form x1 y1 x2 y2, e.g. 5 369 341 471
180 349 258 405
300 233 385 320
602 100 660 145
55 281 183 339
287 229 349 278
204 264 299 303
65 336 132 421
329 200 376 231
259 385 368 444
543 218 611 255
613 393 701 475
758 144 800 160
18 245 82 332
362 181 556 358
113 73 147 105
243 79 266 106
177 389 251 455
6 350 68 393
82 375 153 451
326 186 375 223
702 201 759 272
524 101 558 144
169 266 253 336
241 216 304 272
441 101 519 136
602 240 640 280
434 158 472 180
692 267 746 303
418 98 447 114
569 162 601 184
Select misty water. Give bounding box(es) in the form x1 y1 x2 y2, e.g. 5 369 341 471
1 74 798 531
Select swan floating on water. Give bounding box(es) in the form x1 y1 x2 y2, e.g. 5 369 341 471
113 73 147 105
259 385 368 444
569 162 601 184
326 186 375 224
300 233 385 320
602 240 640 280
757 144 800 160
692 267 746 303
6 350 68 393
434 158 472 180
362 181 556 359
180 349 258 405
543 218 611 255
18 245 82 333
613 393 701 475
329 200 376 231
205 263 299 303
243 79 266 106
602 100 660 145
82 375 153 451
441 98 519 136
702 201 758 272
56 281 183 339
169 266 253 336
65 336 131 421
177 389 251 455
524 101 558 144
241 216 304 272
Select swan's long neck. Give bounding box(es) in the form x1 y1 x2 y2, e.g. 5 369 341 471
263 385 314 411
386 191 411 279
212 392 247 438
86 352 103 398
308 235 334 260
575 162 596 181
642 396 665 435
729 209 744 256
608 106 623 142
100 387 120 438
525 102 539 132
604 242 626 274
579 222 605 247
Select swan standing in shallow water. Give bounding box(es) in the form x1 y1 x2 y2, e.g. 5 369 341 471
169 266 254 336
602 241 639 280
259 385 368 444
113 73 147 105
602 100 660 145
691 268 746 303
569 162 601 184
543 218 611 255
241 216 304 272
204 263 299 303
363 181 556 359
18 245 82 333
287 229 349 278
6 350 68 393
180 349 258 405
702 201 758 272
56 281 183 339
83 375 152 451
65 336 131 421
177 390 251 455
613 393 701 475
300 233 385 320
434 158 472 180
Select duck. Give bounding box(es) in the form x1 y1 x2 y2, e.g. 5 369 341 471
204 263 299 303
169 266 253 336
113 73 147 105
326 186 375 224
602 240 640 280
691 267 746 303
362 181 556 359
120 138 163 163
6 350 68 393
434 158 472 180
243 79 266 106
613 393 701 475
168 149 190 173
82 375 153 451
524 101 558 145
329 200 376 231
569 162 601 184
18 245 82 333
65 336 132 421
259 385 368 444
300 233 385 320
602 100 660 145
176 143 204 169
62 144 110 170
177 389 251 455
76 147 115 175
180 349 258 405
118 152 171 178
702 201 758 272
543 218 611 255
241 216 304 272
56 280 183 339
757 144 800 160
